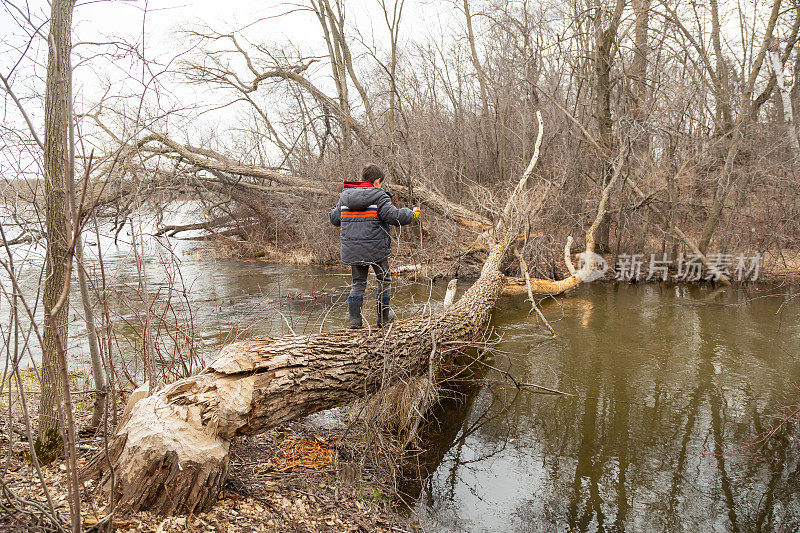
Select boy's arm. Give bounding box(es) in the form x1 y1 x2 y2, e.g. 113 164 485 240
376 193 414 226
329 198 342 226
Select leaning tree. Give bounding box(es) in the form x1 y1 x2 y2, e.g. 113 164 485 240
83 113 611 515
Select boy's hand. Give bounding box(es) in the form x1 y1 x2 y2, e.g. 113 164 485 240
412 206 421 219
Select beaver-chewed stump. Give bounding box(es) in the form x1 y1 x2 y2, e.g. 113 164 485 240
82 232 593 515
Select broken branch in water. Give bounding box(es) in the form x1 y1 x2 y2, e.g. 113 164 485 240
513 248 556 336
443 279 458 309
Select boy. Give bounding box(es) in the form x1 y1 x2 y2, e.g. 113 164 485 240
329 164 420 328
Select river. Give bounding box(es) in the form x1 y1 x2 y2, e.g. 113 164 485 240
408 283 800 531
1 204 799 531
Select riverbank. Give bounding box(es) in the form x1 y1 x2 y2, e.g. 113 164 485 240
210 237 800 285
0 372 412 532
3 279 800 531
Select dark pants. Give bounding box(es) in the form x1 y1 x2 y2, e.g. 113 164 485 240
349 259 391 302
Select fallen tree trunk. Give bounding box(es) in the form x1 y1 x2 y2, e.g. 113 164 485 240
84 229 603 516
77 133 493 235
83 232 514 514
133 133 493 232
83 220 604 515
82 112 603 515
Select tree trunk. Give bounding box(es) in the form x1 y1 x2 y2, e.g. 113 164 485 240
126 133 494 232
75 235 108 430
631 0 650 154
709 0 733 133
769 43 800 156
592 0 624 253
36 0 75 463
83 232 515 514
464 0 489 119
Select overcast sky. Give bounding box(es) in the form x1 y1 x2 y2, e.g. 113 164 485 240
0 0 457 169
0 0 778 176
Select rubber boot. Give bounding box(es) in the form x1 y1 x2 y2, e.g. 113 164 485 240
376 296 396 328
348 296 363 329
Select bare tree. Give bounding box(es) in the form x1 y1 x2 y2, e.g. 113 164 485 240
592 0 625 253
37 0 74 463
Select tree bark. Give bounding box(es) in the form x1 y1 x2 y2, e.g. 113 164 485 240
36 0 75 463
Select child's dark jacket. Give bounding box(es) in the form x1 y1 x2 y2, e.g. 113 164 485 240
329 181 414 265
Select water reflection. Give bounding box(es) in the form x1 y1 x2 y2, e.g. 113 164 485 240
411 284 800 532
3 204 799 529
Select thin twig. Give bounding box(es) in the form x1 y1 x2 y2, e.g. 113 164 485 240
513 248 556 336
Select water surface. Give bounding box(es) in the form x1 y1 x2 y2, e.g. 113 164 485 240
411 283 800 532
2 204 798 531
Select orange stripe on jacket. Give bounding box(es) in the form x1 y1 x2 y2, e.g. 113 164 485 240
341 210 378 218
